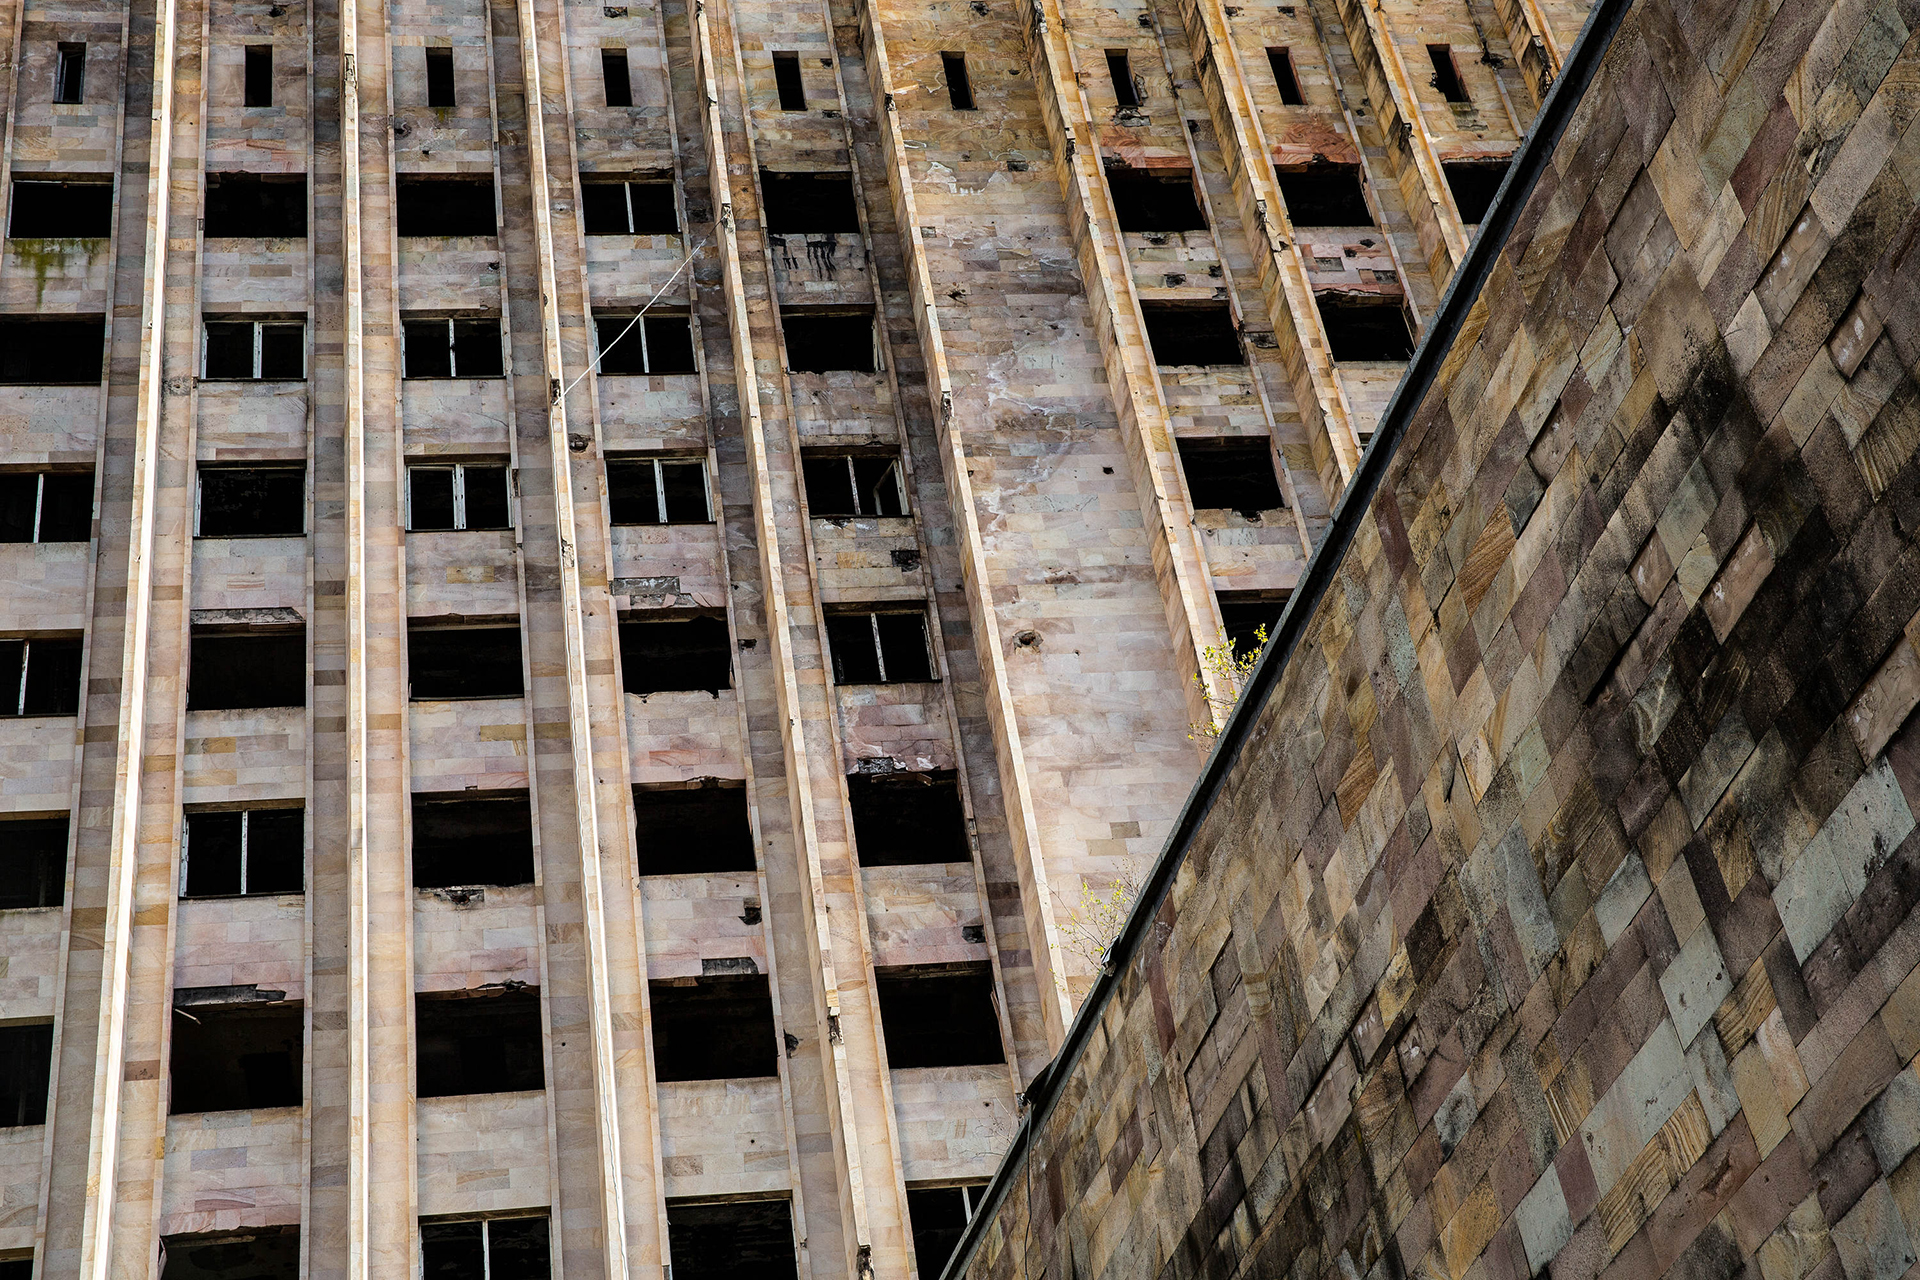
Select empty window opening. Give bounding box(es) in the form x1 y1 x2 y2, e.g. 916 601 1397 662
203 173 307 238
187 627 306 711
0 317 104 384
1218 592 1283 657
408 462 511 531
0 816 65 909
408 623 524 700
53 43 85 104
772 51 806 110
874 964 1003 1067
942 52 975 109
425 47 456 107
1275 164 1371 227
826 609 933 685
197 467 305 537
1427 44 1469 102
907 1185 989 1280
601 48 633 107
634 781 755 875
784 311 875 374
0 1260 26 1280
650 975 778 1081
580 178 678 234
0 1025 51 1127
801 453 905 518
202 319 304 380
758 171 860 235
421 1217 552 1280
1106 50 1140 108
403 317 504 378
1443 159 1509 225
1107 168 1207 233
619 615 731 696
7 179 113 237
607 457 710 525
1317 295 1415 361
848 770 968 867
160 1227 300 1280
666 1200 799 1280
182 808 303 898
1177 440 1285 516
1142 303 1243 366
413 792 535 889
593 313 696 375
1266 47 1304 104
0 471 92 542
417 988 544 1097
396 177 497 237
168 1000 302 1113
244 45 273 107
0 637 83 717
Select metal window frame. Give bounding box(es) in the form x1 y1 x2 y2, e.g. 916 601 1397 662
53 43 85 104
852 607 931 685
201 319 304 381
6 639 27 716
407 462 497 531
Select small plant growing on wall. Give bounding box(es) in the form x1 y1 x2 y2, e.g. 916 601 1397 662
1190 624 1268 740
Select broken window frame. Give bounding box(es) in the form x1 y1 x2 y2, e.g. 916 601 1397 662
601 47 633 107
419 1214 553 1280
180 806 306 899
53 43 85 104
906 1182 992 1280
1105 49 1141 108
825 608 936 685
244 44 273 107
201 318 305 381
801 453 907 518
772 50 806 110
579 177 679 235
1266 46 1304 104
606 456 711 525
0 636 82 717
941 51 975 110
592 313 697 375
425 46 456 106
0 471 93 543
402 317 505 379
195 466 306 537
406 461 513 532
6 178 114 238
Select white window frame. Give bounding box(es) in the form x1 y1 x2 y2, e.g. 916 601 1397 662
201 319 304 380
407 462 510 532
0 637 73 717
630 457 710 524
827 454 905 517
404 318 498 379
597 314 686 374
842 608 931 684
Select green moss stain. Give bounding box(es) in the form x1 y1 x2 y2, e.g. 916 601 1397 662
8 238 101 306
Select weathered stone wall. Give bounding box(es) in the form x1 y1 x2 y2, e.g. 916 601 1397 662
962 0 1920 1276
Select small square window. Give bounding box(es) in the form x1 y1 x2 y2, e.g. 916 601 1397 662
203 320 305 380
407 462 511 531
824 609 933 684
182 808 304 898
607 458 710 524
402 318 505 378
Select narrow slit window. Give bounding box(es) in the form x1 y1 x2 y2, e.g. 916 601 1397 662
167 999 303 1113
800 454 906 517
425 47 456 106
602 48 633 106
401 317 504 378
412 792 535 889
874 964 1004 1067
1427 44 1468 102
186 627 306 711
1106 50 1140 108
204 172 308 237
824 609 934 685
202 320 305 380
1267 47 1304 104
244 45 273 107
53 43 85 104
406 462 511 531
633 782 756 875
649 975 779 1081
1176 440 1285 516
0 816 67 909
196 468 305 537
593 314 697 375
394 177 498 236
181 808 304 898
416 989 544 1096
1315 295 1416 361
0 637 83 717
0 472 93 543
420 1217 551 1280
407 623 524 700
0 1025 53 1126
0 318 105 384
7 179 114 238
848 771 969 867
1141 303 1243 366
580 179 679 235
942 52 975 109
772 51 806 110
619 615 732 695
607 458 711 525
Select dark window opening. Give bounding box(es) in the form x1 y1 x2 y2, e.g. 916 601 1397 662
1218 592 1283 657
0 471 93 542
801 453 905 518
1427 44 1468 102
168 1000 302 1113
425 47 456 107
1107 168 1207 233
1317 295 1415 361
187 628 306 711
772 51 806 110
619 615 731 696
407 463 511 531
1444 159 1509 225
650 975 778 1081
1177 440 1285 516
0 1025 51 1127
0 317 104 384
593 314 696 375
412 792 535 889
784 311 874 373
203 320 304 380
906 1185 989 1280
7 179 113 238
666 1200 798 1280
408 623 523 700
825 609 933 685
1142 303 1242 366
1106 50 1140 108
1275 164 1371 227
607 458 709 525
580 179 678 235
874 964 1003 1068
244 45 273 107
601 48 633 107
421 1217 551 1280
0 816 65 909
942 52 975 109
758 170 860 235
53 44 85 104
182 808 304 898
0 1261 26 1280
633 782 755 875
159 1227 301 1280
848 770 968 867
197 467 305 537
417 989 544 1097
403 317 504 378
203 173 307 238
1266 47 1304 104
396 177 497 237
0 637 83 717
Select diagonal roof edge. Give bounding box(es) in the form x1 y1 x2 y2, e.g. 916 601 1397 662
937 0 1637 1272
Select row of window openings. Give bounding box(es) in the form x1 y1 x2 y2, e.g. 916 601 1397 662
1102 158 1505 240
